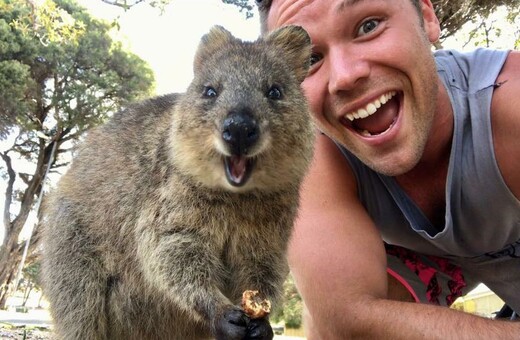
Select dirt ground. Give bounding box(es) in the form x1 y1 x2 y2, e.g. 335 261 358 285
0 327 305 339
0 326 53 340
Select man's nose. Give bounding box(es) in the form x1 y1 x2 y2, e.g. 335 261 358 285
328 48 370 94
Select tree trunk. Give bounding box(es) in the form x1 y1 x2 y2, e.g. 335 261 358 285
37 291 44 308
22 283 33 306
0 140 58 309
0 223 28 309
0 227 44 309
0 256 18 309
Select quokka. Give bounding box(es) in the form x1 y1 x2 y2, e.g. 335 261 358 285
42 25 313 340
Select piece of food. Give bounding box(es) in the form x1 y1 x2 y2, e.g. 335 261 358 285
241 290 271 319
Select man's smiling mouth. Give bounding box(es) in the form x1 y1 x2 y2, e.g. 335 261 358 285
341 91 400 137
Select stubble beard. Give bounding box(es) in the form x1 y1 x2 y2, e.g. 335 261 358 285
365 58 439 177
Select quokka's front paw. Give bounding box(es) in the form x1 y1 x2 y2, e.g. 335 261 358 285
213 305 274 340
245 317 274 340
214 307 250 340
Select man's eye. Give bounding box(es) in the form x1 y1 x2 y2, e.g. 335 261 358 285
310 53 323 66
357 18 380 36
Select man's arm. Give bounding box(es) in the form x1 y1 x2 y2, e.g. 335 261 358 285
288 133 520 339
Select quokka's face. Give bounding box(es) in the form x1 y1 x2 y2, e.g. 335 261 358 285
170 26 314 193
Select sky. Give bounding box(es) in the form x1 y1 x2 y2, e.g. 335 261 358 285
77 0 261 94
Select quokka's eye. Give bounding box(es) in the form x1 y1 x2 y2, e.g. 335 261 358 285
310 53 323 66
203 86 218 98
266 85 283 100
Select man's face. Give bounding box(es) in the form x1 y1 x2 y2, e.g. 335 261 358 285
267 0 442 176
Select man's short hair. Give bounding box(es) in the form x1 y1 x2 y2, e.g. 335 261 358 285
256 0 423 34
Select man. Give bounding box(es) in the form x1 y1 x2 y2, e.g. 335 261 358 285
256 0 520 338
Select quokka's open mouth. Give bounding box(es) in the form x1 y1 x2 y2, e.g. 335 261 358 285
224 155 256 187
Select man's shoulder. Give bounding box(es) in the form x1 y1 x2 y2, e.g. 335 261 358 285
490 50 520 202
498 50 520 79
433 47 508 61
434 48 509 92
492 50 520 117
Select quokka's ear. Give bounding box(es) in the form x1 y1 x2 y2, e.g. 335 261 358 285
194 25 235 71
264 25 312 83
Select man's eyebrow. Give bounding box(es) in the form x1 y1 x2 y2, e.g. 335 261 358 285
336 0 369 11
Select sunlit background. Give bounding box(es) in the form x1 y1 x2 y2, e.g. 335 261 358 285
77 0 261 94
0 1 518 334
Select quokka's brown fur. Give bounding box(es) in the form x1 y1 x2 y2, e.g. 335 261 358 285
42 25 313 340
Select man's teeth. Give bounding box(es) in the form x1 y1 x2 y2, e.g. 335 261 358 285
345 91 397 122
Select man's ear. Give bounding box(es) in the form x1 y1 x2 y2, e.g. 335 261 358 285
193 25 235 72
264 25 312 83
419 0 440 43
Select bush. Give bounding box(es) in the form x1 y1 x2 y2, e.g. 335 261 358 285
271 274 303 329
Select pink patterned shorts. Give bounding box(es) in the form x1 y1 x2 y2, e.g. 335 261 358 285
385 243 469 306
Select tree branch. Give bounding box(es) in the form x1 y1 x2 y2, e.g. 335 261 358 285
0 152 16 237
101 0 146 9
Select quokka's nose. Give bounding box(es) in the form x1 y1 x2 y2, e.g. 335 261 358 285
222 111 259 155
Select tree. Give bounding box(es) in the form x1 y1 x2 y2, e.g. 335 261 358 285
270 274 304 329
456 6 520 49
20 261 41 306
433 0 520 40
0 0 154 309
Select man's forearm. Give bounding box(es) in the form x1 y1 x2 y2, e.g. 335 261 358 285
311 298 519 339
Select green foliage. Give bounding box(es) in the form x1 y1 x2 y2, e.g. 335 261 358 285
434 0 520 40
19 261 41 306
0 60 34 135
505 7 520 49
0 0 155 139
0 1 37 138
271 274 303 329
444 5 520 49
9 0 86 45
22 261 41 289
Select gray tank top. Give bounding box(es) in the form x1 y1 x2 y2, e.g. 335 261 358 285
338 48 520 310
